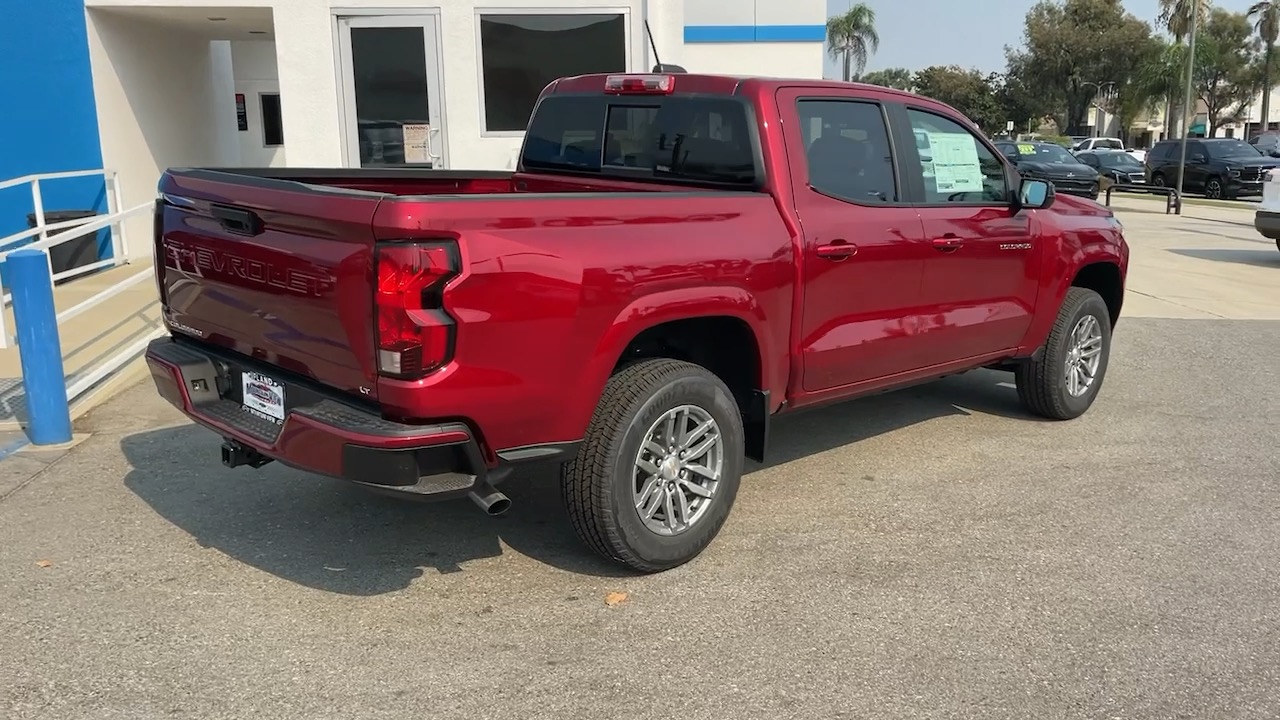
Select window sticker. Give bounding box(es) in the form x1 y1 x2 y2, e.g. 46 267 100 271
926 132 985 192
1017 143 1036 154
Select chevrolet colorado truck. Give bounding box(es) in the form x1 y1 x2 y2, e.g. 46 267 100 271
146 72 1129 573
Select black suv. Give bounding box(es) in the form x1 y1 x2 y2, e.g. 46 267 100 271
994 140 1100 199
1145 138 1280 199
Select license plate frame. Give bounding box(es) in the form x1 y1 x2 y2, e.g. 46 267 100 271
241 371 286 423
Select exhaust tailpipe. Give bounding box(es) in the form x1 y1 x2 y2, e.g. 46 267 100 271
468 481 511 516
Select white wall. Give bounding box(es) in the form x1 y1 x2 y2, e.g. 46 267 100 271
86 8 234 260
683 42 824 79
85 0 686 200
265 0 682 171
231 40 285 167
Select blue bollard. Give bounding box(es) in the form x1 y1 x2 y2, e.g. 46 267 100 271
8 249 72 445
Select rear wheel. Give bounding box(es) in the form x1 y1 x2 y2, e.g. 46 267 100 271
562 359 744 573
1015 287 1112 420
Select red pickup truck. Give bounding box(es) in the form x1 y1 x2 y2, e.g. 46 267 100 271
146 72 1128 573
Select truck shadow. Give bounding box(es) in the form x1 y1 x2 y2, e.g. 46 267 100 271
121 369 1030 595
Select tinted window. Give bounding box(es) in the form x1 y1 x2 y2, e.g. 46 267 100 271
1207 140 1262 158
1100 153 1143 169
479 14 625 132
1022 143 1077 164
1149 143 1174 162
260 93 283 147
1094 138 1124 150
906 108 1007 203
521 95 757 186
796 99 896 203
1079 154 1099 167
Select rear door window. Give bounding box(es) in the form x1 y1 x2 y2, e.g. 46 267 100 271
795 99 898 203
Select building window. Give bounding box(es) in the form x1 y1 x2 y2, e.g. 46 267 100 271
478 13 626 133
260 93 283 147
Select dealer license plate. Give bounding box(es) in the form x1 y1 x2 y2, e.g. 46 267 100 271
242 371 285 422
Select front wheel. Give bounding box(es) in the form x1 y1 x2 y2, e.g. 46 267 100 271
1151 173 1165 187
1015 287 1113 420
1205 176 1224 199
562 359 745 573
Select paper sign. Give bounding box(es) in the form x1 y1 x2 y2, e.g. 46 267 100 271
1017 143 1036 154
926 132 984 192
402 123 431 164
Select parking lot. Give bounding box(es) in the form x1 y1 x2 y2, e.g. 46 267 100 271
2 195 1278 720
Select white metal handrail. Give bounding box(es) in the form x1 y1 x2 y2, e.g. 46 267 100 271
2 169 162 408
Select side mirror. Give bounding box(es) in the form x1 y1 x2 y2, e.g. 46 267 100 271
1190 153 1207 164
1019 178 1054 210
1269 150 1280 158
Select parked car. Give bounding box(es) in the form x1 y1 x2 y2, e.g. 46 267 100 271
1253 167 1280 251
994 140 1101 199
1248 131 1280 158
1076 149 1147 190
1144 138 1280 199
145 72 1129 573
1073 137 1147 163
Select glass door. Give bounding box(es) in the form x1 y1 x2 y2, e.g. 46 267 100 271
337 14 447 168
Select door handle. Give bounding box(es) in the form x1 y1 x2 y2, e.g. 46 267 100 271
931 235 964 252
816 240 858 261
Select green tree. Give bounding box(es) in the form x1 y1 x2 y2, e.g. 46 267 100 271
856 67 913 90
912 65 1003 130
826 3 880 82
1194 9 1263 135
1006 0 1156 134
1249 0 1280 131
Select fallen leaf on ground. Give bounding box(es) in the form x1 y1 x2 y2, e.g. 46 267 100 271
604 591 629 607
35 560 53 568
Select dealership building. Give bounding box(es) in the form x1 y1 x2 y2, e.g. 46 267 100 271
1 0 826 259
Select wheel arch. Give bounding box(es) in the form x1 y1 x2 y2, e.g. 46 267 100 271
1070 260 1124 327
573 288 775 463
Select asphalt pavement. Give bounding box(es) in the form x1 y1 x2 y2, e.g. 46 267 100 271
1 203 1278 719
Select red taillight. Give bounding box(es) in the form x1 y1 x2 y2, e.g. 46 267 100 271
374 241 459 378
604 74 675 94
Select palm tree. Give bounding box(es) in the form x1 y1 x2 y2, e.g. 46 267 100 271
1158 0 1213 136
1250 1 1280 134
826 4 879 82
1160 0 1212 43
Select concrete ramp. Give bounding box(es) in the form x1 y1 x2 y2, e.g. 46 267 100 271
0 261 161 431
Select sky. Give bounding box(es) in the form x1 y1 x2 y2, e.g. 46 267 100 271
823 0 1263 79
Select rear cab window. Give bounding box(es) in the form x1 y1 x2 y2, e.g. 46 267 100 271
520 90 761 189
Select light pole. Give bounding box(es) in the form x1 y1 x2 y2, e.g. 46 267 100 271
1083 81 1116 137
1176 0 1201 204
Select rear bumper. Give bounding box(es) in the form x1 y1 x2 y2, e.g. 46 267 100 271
145 337 511 500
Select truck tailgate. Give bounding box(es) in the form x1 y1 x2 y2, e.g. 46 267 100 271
156 169 386 400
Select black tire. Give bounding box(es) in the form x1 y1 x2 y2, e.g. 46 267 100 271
1015 287 1112 420
1151 173 1165 187
561 358 745 573
1205 176 1224 199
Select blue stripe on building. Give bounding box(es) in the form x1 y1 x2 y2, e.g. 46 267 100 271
684 25 827 43
0 0 107 257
